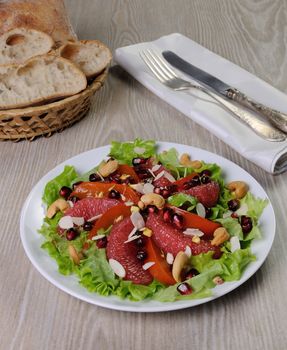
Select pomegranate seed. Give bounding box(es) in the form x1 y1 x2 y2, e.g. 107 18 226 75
66 228 78 241
109 189 121 199
154 187 161 195
205 207 212 218
83 222 93 231
146 205 159 214
72 181 83 190
189 175 201 187
89 173 101 182
68 196 79 204
200 169 212 177
240 216 253 234
228 199 240 211
59 186 72 199
184 268 199 280
108 173 121 183
161 189 170 198
163 208 174 223
172 213 184 229
200 174 210 184
136 169 151 180
231 212 239 219
135 237 145 247
136 250 147 261
132 157 147 166
177 282 193 295
96 236 108 248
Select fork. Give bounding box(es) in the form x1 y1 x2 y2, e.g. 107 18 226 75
140 49 286 142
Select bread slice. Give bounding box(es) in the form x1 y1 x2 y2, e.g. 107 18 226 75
0 28 54 65
0 0 77 46
0 55 87 110
59 40 112 79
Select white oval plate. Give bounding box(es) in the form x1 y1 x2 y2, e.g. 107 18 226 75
20 142 276 312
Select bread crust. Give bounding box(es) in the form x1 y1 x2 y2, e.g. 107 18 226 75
59 40 112 79
0 0 76 46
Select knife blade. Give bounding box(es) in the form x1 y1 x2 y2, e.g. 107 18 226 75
162 51 287 133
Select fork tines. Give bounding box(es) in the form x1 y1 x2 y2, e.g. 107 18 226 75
140 49 177 82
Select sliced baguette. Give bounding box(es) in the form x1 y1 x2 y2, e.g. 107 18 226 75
59 40 112 79
0 55 87 110
0 28 54 65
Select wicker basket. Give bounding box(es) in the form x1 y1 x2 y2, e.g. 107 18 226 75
0 68 108 141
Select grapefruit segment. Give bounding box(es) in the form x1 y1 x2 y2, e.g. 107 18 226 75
183 181 220 208
106 217 153 285
146 213 221 258
64 197 120 220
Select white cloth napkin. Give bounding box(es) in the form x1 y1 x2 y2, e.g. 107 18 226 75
114 33 287 174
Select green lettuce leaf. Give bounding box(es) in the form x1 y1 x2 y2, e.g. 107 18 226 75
42 165 78 206
116 280 164 301
109 139 156 165
167 193 198 210
190 248 255 282
216 217 243 239
241 192 268 221
78 248 119 296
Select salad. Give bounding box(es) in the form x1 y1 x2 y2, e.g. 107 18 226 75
39 139 268 302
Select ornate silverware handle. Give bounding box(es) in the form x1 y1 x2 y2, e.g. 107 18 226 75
226 88 287 133
195 86 286 142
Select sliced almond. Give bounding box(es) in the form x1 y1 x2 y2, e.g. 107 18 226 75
166 252 174 265
58 215 74 230
143 183 155 194
91 234 105 241
87 214 102 222
183 228 204 237
151 164 161 172
184 246 192 257
163 171 176 183
230 236 241 252
130 211 145 229
142 262 155 270
109 259 126 278
196 203 206 218
72 217 85 226
153 170 165 182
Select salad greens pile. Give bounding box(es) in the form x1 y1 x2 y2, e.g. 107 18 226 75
38 139 268 302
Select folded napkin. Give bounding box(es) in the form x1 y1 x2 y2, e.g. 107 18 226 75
115 33 287 174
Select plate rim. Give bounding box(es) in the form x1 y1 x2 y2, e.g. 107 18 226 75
20 141 276 312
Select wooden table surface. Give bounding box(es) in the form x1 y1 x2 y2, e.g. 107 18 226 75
1 0 287 349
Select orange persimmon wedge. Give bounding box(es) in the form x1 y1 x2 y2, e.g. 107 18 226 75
172 206 221 238
71 182 140 203
145 238 176 286
88 204 131 239
117 165 140 183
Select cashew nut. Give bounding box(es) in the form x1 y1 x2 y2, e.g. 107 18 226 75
46 198 69 219
68 245 80 265
98 159 119 177
211 227 230 246
140 193 165 209
227 181 248 199
179 153 202 169
172 251 189 282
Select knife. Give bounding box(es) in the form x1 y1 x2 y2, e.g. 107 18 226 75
162 51 287 134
